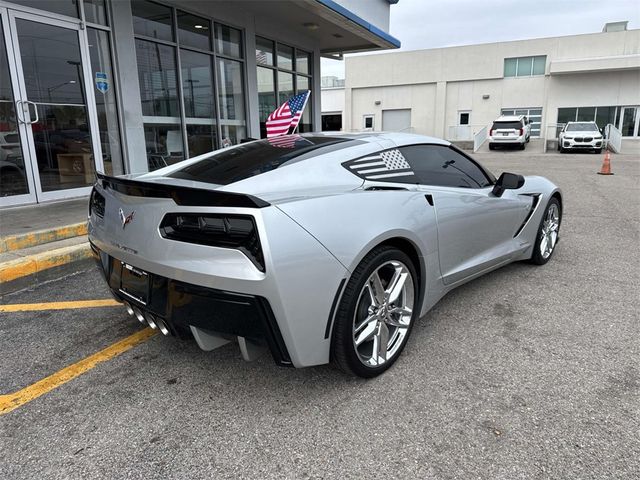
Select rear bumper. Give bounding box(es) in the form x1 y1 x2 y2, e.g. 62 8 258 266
489 135 526 145
91 242 292 366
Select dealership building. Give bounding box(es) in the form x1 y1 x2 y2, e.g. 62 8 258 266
323 22 640 152
0 0 400 207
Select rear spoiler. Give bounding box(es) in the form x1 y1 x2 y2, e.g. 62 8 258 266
96 173 270 208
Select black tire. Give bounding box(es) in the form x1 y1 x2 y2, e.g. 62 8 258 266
331 245 418 378
559 147 566 153
530 197 562 265
489 143 495 150
526 135 530 143
595 148 602 154
556 143 561 152
519 143 526 150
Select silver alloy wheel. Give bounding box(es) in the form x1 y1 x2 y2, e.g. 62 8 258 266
540 203 560 259
352 260 415 367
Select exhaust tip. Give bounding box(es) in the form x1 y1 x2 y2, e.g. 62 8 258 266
146 314 158 330
133 307 146 324
124 302 134 316
155 318 170 336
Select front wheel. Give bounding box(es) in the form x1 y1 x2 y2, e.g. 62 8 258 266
595 148 602 154
331 246 418 378
530 198 561 265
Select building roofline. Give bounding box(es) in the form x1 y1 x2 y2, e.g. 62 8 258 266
315 0 401 49
346 26 637 59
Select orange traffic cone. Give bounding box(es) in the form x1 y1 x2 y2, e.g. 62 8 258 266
597 150 614 175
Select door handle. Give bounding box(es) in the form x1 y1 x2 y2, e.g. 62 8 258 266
15 100 26 124
25 101 39 124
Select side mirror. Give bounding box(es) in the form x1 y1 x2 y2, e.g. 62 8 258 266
492 172 525 197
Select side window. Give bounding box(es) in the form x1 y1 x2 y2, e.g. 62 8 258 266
399 145 492 188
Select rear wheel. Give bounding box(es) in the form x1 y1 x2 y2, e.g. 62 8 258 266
331 246 418 378
519 143 526 150
530 198 561 265
489 143 495 150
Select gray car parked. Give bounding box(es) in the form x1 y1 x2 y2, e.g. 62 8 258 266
88 133 562 377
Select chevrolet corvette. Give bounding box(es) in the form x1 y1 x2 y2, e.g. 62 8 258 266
88 133 562 377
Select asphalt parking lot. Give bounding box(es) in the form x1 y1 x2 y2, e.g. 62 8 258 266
1 150 638 479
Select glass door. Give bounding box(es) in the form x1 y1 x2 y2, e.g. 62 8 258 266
2 8 103 206
619 107 639 137
0 8 36 205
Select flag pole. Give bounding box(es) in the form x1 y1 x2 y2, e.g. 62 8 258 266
289 91 311 135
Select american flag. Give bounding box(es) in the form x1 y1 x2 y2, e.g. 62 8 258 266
266 91 310 138
347 149 415 180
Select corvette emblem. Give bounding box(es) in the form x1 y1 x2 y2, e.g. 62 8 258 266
119 208 135 229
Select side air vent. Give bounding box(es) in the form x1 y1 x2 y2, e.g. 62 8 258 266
159 213 265 272
514 194 540 237
89 187 105 218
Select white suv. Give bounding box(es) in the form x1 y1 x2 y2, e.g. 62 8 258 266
488 115 531 150
558 122 603 154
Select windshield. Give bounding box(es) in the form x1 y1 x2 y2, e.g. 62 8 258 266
566 123 599 132
169 136 360 185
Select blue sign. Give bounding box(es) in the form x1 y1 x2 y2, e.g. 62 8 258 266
95 72 109 94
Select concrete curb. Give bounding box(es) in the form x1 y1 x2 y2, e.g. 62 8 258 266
0 243 93 295
0 222 88 254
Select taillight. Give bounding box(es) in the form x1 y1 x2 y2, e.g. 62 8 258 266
89 187 105 218
489 129 494 136
159 213 265 272
519 128 524 136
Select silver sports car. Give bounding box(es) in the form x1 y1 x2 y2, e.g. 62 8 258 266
88 133 562 377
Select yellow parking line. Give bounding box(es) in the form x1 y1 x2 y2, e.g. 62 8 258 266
0 327 157 415
0 299 121 313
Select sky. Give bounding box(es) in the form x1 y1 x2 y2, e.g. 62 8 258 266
321 0 640 78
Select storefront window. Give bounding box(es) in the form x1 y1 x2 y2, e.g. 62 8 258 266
278 71 294 104
256 37 274 66
217 58 246 146
83 0 108 26
9 0 78 18
136 39 182 168
215 23 243 59
257 66 276 134
135 7 247 169
87 28 123 175
181 49 216 156
0 23 28 197
256 37 313 137
132 0 173 41
177 12 210 51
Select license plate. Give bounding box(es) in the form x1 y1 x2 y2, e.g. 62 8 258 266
502 133 509 136
119 262 149 304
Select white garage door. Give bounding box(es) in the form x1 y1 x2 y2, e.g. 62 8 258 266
501 108 542 137
382 109 411 132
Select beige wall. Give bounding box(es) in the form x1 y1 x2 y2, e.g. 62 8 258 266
349 84 436 134
342 29 640 140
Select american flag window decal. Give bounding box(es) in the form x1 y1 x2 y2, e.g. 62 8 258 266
343 149 415 180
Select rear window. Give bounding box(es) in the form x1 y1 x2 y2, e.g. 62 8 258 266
566 123 599 132
169 136 359 185
492 121 522 130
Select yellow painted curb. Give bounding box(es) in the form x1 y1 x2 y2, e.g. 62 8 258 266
0 222 87 254
0 299 121 312
0 242 92 283
0 327 157 415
